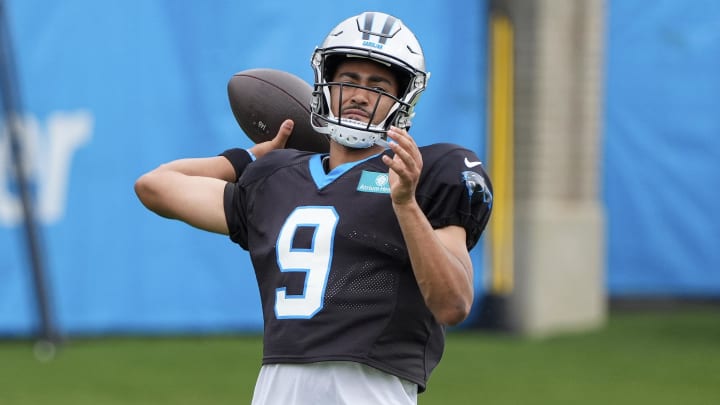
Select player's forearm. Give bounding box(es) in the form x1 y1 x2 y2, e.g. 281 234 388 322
393 201 474 326
153 156 238 182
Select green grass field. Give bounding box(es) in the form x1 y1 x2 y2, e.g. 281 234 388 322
1 308 718 404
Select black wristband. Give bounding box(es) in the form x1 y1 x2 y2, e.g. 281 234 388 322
219 148 253 179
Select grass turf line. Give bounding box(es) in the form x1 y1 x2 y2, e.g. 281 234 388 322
0 309 718 405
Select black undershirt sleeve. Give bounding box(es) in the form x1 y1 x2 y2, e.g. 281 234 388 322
218 148 253 180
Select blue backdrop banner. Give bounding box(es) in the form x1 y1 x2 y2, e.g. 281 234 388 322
604 0 720 296
0 1 489 335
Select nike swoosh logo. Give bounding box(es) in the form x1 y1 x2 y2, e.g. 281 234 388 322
464 157 483 168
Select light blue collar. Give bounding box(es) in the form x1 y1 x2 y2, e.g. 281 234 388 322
309 153 382 189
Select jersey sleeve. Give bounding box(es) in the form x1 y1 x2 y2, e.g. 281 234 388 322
223 181 249 249
417 144 493 250
221 148 312 250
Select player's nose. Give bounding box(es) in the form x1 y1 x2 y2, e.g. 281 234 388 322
347 87 371 106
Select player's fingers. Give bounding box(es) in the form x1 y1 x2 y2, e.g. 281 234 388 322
387 128 421 173
387 142 411 171
387 126 419 158
382 152 417 206
388 126 416 146
381 154 407 179
384 149 417 188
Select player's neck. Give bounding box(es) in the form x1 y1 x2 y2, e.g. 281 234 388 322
328 142 384 171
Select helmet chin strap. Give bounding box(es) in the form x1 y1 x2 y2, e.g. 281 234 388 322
374 138 391 148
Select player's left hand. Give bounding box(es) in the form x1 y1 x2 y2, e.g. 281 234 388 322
382 126 423 206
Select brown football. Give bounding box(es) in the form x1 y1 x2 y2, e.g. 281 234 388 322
227 68 329 153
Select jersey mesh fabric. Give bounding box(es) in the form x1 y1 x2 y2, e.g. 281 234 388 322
224 144 492 391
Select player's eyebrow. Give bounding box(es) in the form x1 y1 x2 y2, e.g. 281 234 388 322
336 71 394 87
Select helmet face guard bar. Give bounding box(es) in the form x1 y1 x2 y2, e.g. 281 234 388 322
312 81 407 130
311 82 405 149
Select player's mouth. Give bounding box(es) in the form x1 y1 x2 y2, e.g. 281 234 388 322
341 108 370 122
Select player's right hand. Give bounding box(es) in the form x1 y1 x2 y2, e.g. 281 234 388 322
249 119 294 158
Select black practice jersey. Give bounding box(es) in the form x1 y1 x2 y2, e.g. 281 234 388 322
223 143 492 391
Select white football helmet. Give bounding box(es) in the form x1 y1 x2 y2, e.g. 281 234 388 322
310 11 429 148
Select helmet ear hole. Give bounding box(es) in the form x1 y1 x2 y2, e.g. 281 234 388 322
390 66 412 99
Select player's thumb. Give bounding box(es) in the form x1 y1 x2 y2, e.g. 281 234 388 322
274 119 294 148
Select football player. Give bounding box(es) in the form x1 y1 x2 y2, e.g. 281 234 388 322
135 11 492 405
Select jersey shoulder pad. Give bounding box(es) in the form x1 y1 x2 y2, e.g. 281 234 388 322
419 143 489 179
241 149 314 184
417 143 493 250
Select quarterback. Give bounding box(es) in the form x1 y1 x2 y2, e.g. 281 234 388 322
135 11 492 404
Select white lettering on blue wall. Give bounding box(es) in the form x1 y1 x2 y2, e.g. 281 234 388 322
0 111 93 226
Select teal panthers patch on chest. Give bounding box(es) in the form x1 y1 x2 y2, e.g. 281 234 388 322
357 170 391 194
